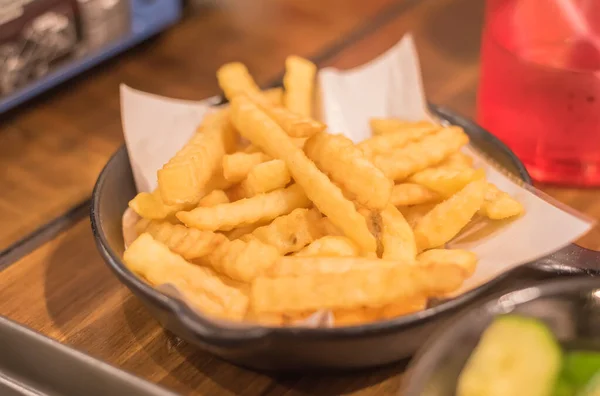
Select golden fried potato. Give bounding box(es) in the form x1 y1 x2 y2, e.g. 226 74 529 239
197 190 230 207
136 219 226 260
230 95 376 253
399 203 437 228
217 62 261 100
294 236 359 257
251 259 465 313
129 190 191 220
247 92 325 138
267 256 397 277
207 238 280 282
222 152 271 183
304 132 393 210
409 167 485 198
479 183 524 220
317 217 344 236
237 159 291 197
157 110 237 205
283 55 316 116
262 87 284 106
177 184 311 231
414 179 487 251
417 249 478 277
390 183 440 207
359 124 439 157
369 118 435 135
373 127 469 181
124 234 248 320
440 152 474 169
380 205 417 263
243 208 322 254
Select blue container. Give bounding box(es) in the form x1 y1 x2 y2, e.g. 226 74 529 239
0 0 183 114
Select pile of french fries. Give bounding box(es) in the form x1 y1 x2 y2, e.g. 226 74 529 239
124 56 524 326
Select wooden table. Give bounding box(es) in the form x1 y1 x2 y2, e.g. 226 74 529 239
0 0 598 394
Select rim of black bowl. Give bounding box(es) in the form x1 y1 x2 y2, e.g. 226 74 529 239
402 277 600 394
91 105 533 345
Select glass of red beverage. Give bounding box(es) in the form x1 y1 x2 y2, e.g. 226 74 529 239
478 0 600 186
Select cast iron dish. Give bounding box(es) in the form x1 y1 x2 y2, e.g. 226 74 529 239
400 277 600 395
90 105 600 371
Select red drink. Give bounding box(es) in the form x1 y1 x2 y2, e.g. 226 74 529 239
478 0 600 185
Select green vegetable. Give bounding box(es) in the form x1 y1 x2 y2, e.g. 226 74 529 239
457 315 562 396
578 371 600 396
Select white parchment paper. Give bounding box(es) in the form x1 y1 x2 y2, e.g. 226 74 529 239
119 34 593 325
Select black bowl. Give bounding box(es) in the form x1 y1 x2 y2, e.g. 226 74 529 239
90 105 596 371
401 277 600 395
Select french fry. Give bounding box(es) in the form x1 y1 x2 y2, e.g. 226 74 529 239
479 184 524 220
217 62 261 100
207 238 280 282
408 167 486 197
197 190 230 207
251 260 465 313
124 234 248 320
294 236 359 257
223 223 265 240
222 152 271 183
237 159 292 197
377 298 428 320
414 179 487 251
177 184 311 231
247 92 325 138
359 124 439 157
304 132 393 210
318 217 344 236
333 307 380 326
158 110 237 205
283 55 316 116
129 190 191 220
417 249 478 277
373 127 469 181
380 205 417 263
440 152 474 169
369 118 435 135
135 219 226 260
230 95 376 253
399 204 437 228
267 256 397 278
262 87 284 106
242 208 322 254
390 183 440 207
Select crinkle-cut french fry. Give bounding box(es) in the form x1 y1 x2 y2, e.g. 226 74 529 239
283 55 316 117
262 87 284 106
177 184 311 231
223 223 265 240
390 183 440 207
245 311 285 326
414 179 487 251
158 110 237 205
238 159 292 197
230 95 376 253
217 62 261 100
207 238 280 282
479 183 524 220
408 167 486 198
318 217 344 236
333 307 381 326
359 125 439 157
294 236 359 257
222 152 271 183
197 190 230 207
358 207 383 256
135 219 226 260
369 118 435 136
247 92 325 138
373 127 469 181
440 152 474 169
417 249 478 277
242 208 322 254
304 132 393 210
251 260 465 313
380 205 417 263
129 190 191 220
378 298 428 319
399 204 437 228
124 234 248 320
267 256 398 278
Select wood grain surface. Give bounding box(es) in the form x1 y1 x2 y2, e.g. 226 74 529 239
0 0 599 395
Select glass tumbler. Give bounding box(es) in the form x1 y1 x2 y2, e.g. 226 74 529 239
477 0 600 186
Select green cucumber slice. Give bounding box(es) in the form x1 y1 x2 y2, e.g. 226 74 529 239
457 315 562 396
578 371 600 396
